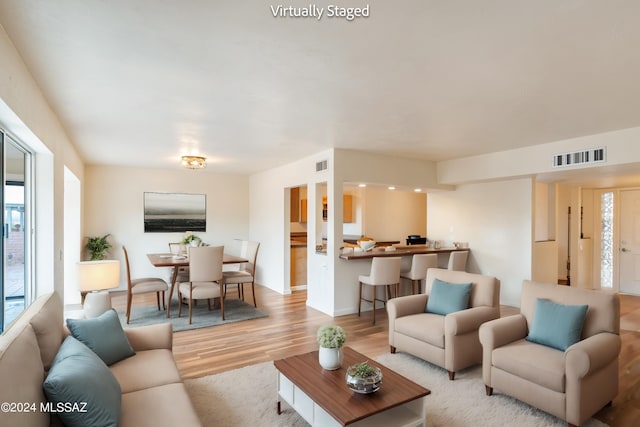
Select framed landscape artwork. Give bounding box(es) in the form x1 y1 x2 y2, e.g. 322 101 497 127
143 192 206 232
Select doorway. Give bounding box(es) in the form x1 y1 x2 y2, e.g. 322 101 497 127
619 189 640 295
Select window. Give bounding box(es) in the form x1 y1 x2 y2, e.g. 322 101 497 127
600 191 614 289
1 132 33 332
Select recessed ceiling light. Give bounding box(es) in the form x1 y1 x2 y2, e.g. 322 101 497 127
388 186 396 190
414 188 422 192
358 184 367 188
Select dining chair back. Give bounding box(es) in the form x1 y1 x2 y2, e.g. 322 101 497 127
122 246 168 323
400 253 437 294
178 246 225 324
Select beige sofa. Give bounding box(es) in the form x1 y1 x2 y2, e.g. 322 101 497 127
387 268 500 379
479 280 620 427
0 292 201 427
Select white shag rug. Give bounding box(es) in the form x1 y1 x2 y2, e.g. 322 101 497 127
184 352 607 427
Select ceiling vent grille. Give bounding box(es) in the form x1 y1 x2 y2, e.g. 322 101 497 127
316 159 328 172
552 147 606 168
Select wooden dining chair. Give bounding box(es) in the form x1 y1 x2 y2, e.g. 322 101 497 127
168 242 189 283
122 246 169 323
178 246 225 324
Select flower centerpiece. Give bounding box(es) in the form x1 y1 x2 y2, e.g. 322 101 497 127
345 361 383 394
316 325 346 370
181 232 202 247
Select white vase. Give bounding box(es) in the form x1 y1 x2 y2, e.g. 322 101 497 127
318 346 343 370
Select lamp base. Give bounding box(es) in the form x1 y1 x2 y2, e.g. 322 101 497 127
83 291 112 318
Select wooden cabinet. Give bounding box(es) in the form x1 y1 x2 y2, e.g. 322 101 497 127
321 195 353 223
290 245 307 286
291 187 300 222
300 199 307 222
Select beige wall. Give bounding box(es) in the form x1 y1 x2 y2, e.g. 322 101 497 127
361 186 426 242
427 178 533 306
84 165 249 291
0 24 84 301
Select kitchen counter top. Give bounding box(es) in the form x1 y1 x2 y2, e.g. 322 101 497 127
339 246 468 260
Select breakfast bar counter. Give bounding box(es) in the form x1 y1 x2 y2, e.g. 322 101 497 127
338 245 468 260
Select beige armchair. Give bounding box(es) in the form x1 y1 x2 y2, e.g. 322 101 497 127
387 268 500 380
479 280 620 427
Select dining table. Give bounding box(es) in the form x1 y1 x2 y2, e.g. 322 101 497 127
147 252 249 318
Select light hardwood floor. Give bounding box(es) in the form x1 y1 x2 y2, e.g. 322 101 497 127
112 287 640 427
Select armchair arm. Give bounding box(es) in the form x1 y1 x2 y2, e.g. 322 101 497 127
565 332 621 379
387 294 428 347
445 306 499 336
479 314 527 386
387 294 428 320
124 322 173 351
478 314 528 350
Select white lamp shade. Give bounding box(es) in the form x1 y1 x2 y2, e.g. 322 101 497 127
77 260 120 292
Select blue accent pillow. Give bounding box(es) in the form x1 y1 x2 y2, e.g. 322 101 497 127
425 278 473 315
66 308 135 365
44 336 121 427
526 298 589 351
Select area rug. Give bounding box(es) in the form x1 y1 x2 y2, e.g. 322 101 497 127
184 352 607 427
117 298 267 332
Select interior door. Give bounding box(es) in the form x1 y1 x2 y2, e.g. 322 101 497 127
619 189 640 295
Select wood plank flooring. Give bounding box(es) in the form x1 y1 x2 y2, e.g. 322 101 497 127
112 287 640 427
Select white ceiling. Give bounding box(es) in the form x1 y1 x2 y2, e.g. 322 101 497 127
1 1 640 175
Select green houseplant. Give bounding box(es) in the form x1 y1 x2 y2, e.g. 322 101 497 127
317 325 346 370
86 234 112 260
181 232 202 247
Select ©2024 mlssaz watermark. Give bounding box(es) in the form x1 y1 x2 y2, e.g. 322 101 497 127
270 4 370 21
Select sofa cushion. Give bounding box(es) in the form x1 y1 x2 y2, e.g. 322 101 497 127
66 309 135 365
110 349 183 394
44 336 121 427
526 298 588 351
395 313 445 348
121 383 201 427
492 338 565 392
27 292 65 371
426 279 472 315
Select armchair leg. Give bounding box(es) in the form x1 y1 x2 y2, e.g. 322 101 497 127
390 346 396 353
485 385 493 396
448 371 455 381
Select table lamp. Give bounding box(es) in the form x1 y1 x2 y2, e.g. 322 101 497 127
77 260 120 318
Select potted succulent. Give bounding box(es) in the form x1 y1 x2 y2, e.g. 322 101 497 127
181 232 202 247
86 234 112 260
345 361 383 394
316 325 346 370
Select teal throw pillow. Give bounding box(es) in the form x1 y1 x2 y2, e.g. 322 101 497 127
44 336 121 427
66 308 135 365
526 298 589 351
425 278 473 315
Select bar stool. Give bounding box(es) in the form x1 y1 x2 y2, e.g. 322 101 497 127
358 257 401 325
400 254 437 294
448 251 469 271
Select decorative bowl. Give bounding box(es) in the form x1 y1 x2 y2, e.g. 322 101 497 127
359 240 376 251
345 363 383 394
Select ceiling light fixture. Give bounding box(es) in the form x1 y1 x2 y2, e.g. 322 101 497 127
388 186 396 190
181 155 207 169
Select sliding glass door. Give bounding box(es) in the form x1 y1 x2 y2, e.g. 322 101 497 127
1 132 33 332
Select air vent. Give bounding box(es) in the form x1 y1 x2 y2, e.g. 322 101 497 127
316 159 328 172
552 147 605 168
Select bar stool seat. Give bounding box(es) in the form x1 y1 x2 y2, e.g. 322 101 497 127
448 251 469 271
400 253 437 294
358 257 401 325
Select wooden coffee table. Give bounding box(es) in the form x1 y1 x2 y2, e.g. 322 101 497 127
274 346 430 426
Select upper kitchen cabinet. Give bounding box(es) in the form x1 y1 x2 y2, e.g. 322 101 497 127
321 195 353 223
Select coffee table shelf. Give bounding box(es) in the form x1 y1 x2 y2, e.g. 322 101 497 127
275 347 429 426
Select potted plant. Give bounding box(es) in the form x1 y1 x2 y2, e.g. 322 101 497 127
316 325 346 370
86 234 112 260
345 361 383 394
181 232 202 247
